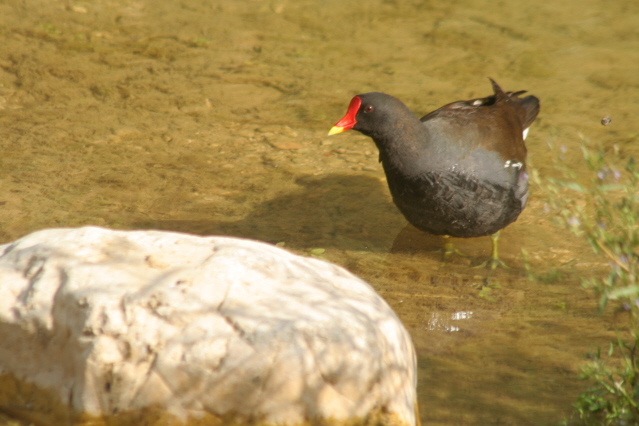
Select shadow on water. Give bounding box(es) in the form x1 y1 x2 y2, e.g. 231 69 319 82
138 169 526 269
140 173 412 254
391 225 443 254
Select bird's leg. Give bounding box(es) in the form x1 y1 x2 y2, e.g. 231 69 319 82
442 235 455 260
489 232 500 263
475 231 511 269
439 235 467 261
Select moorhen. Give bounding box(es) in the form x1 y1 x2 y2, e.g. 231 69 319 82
328 79 540 268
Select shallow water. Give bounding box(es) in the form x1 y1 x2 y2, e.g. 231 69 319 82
1 0 638 424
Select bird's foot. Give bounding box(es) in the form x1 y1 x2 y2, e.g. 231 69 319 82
442 247 468 262
473 257 512 270
432 235 468 263
472 232 511 269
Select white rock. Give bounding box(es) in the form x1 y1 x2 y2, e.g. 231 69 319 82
0 227 417 425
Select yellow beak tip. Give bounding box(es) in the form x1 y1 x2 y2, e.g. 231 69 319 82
327 126 345 136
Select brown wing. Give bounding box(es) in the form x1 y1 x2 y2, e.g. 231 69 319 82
419 79 539 163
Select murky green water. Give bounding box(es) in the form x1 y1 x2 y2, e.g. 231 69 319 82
1 0 638 424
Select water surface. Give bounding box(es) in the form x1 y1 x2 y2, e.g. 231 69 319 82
1 0 638 424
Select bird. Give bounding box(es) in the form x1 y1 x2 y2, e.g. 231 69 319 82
328 79 540 269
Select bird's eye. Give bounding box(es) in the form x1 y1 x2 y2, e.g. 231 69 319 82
364 105 374 113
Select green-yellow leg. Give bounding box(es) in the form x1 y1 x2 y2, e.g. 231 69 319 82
475 231 510 269
440 235 467 261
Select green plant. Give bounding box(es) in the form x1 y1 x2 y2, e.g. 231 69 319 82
572 340 639 425
534 138 639 425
